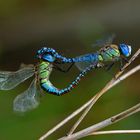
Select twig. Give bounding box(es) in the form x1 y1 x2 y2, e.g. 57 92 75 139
58 102 140 140
90 130 140 135
67 48 140 135
39 49 140 140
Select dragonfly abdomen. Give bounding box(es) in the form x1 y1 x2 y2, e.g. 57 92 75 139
40 64 97 96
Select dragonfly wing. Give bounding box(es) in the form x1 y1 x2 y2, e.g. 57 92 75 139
75 62 93 71
92 34 116 48
13 80 40 112
0 65 34 90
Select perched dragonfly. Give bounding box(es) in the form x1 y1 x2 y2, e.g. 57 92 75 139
37 35 132 71
0 51 101 112
74 35 132 71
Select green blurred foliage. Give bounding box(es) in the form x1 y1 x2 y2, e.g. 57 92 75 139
0 0 140 140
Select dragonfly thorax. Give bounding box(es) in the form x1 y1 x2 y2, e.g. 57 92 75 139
98 45 121 62
38 61 52 81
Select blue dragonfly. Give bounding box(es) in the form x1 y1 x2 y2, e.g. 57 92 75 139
37 35 132 71
74 34 132 71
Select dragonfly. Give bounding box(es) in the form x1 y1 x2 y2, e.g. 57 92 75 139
74 34 132 71
37 35 132 71
0 50 101 112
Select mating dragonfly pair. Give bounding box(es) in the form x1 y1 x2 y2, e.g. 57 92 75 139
0 35 132 112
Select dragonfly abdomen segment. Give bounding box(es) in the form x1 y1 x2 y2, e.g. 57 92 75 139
55 53 98 63
72 53 99 62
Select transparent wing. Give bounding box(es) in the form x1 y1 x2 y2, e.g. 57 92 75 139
92 34 116 48
13 79 40 112
75 61 95 71
0 65 34 90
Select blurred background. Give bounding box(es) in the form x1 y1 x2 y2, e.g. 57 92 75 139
0 0 140 139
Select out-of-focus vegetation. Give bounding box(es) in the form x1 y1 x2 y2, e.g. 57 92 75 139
0 0 140 140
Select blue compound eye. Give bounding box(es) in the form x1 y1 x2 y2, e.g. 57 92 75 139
36 47 57 61
37 48 48 58
42 54 56 62
119 44 132 57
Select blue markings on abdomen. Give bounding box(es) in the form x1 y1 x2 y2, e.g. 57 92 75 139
38 47 99 64
72 53 98 62
58 53 99 63
41 81 69 96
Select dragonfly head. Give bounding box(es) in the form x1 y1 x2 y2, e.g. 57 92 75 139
36 47 56 62
119 44 132 57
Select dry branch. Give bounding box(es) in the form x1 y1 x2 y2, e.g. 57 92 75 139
59 102 140 140
90 130 140 135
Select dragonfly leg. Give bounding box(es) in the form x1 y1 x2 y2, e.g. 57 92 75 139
102 63 115 77
119 59 124 71
122 57 129 63
54 59 64 64
105 62 115 71
53 63 75 73
119 57 128 71
64 62 75 72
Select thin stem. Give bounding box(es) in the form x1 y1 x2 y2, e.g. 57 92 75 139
58 102 140 140
90 130 140 135
67 49 140 135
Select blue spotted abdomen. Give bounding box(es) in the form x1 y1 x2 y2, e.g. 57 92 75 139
40 64 97 96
